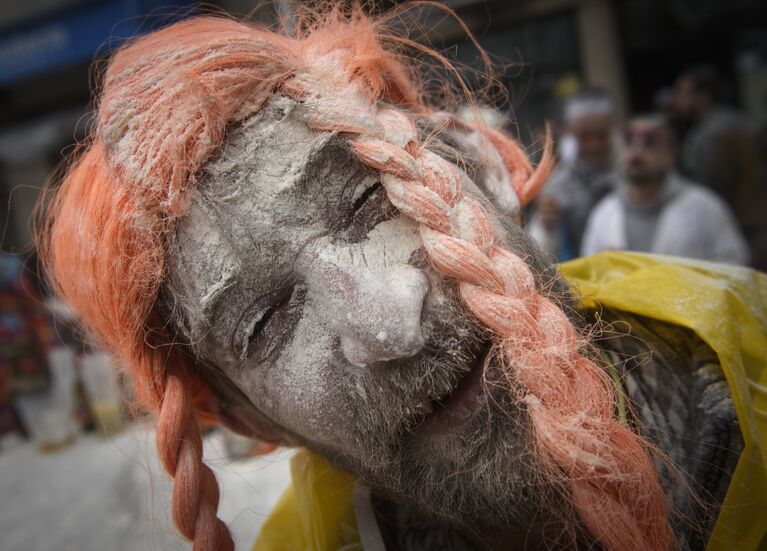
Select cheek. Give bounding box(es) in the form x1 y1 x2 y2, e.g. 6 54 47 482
240 307 358 449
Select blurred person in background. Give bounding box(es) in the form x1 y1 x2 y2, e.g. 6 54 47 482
528 88 619 260
582 115 749 264
654 85 693 146
674 65 767 269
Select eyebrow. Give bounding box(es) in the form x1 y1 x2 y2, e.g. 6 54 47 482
197 271 240 331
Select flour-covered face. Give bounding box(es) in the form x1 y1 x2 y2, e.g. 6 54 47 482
165 95 560 527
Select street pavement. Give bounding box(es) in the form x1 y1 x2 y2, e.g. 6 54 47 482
0 423 293 551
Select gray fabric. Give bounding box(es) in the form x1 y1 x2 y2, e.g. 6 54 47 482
619 175 684 252
354 483 388 551
623 208 657 252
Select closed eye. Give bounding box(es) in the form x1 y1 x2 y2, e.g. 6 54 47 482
247 288 293 348
341 179 393 244
352 181 382 215
248 305 278 346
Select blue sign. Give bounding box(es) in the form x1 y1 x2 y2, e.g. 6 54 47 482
0 0 196 86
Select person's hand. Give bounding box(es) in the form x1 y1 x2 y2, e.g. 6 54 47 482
537 195 561 232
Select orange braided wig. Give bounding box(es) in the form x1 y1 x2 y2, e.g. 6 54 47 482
39 6 672 551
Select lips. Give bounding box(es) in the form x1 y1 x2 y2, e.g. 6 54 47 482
411 342 492 436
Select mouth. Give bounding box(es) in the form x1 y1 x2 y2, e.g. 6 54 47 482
410 342 493 436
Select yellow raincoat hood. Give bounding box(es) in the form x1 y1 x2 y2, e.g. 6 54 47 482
254 252 767 551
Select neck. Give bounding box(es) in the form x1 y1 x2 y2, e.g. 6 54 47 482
373 491 579 550
377 498 561 551
626 175 665 206
462 522 550 551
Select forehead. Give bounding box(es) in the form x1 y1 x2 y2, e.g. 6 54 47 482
570 113 611 133
626 119 668 136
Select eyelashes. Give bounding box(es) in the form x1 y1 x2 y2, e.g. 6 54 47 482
246 296 287 348
237 284 305 365
351 181 382 215
342 179 395 243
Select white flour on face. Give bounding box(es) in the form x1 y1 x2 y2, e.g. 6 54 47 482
165 94 442 447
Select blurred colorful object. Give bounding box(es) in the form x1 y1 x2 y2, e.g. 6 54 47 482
0 254 56 437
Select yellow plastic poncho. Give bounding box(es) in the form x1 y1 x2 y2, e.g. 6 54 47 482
253 252 767 551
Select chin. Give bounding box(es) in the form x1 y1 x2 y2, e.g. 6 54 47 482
361 364 551 529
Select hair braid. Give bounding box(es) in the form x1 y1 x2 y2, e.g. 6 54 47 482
296 82 673 550
150 354 233 550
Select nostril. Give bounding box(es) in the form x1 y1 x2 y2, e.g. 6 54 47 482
340 329 425 368
341 335 374 368
375 324 425 355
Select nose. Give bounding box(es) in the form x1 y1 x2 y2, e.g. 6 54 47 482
300 243 429 367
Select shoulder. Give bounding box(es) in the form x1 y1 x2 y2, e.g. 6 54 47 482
581 193 621 252
671 177 730 214
711 108 747 130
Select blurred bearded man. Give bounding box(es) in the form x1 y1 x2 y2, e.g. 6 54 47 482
674 65 767 269
581 115 749 264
